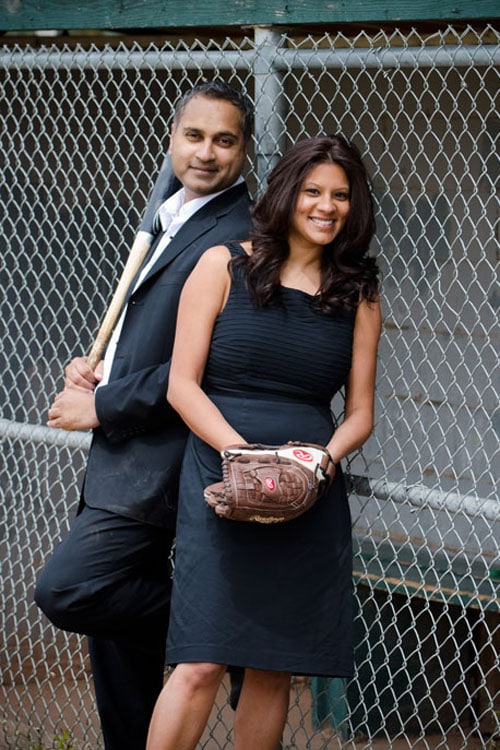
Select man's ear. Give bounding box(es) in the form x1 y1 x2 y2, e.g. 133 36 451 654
168 124 175 154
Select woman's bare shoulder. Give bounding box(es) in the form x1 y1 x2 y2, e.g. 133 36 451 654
195 241 252 275
239 240 253 256
201 244 233 261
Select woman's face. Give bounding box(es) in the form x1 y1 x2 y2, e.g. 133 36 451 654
288 162 351 251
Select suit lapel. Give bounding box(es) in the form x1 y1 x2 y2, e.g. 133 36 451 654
131 182 249 293
147 209 218 277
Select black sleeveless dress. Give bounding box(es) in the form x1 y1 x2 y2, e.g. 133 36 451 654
166 243 356 677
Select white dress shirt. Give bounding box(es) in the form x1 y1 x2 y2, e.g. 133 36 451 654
99 178 243 385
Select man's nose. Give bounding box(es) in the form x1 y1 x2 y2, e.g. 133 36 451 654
196 139 216 161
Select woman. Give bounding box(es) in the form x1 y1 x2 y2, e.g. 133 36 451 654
147 135 381 750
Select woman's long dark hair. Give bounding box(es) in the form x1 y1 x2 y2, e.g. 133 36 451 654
236 134 379 313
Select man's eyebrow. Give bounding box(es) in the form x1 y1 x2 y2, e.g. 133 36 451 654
216 131 239 140
181 126 240 140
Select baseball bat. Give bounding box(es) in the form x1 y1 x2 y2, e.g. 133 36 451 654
87 153 181 370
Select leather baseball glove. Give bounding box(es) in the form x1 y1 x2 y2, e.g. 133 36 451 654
204 442 336 523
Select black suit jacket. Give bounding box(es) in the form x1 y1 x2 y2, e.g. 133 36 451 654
82 182 252 527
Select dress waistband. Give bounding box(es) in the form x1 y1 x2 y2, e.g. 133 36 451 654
206 387 331 408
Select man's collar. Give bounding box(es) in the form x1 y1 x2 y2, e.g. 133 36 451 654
158 176 244 231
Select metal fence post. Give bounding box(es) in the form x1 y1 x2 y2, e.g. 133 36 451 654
253 25 287 188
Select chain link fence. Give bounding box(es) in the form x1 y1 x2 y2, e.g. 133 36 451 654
1 23 499 750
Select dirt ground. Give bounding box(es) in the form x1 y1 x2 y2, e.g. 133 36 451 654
2 673 495 749
203 677 494 750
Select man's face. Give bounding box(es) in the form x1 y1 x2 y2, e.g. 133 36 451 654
169 94 247 201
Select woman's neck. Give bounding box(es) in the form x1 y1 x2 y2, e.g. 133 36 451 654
280 249 322 295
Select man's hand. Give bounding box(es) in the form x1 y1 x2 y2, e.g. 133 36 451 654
47 388 100 431
64 356 104 392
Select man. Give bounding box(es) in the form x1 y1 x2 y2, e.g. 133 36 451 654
35 80 253 750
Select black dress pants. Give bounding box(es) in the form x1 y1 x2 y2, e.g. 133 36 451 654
35 504 175 750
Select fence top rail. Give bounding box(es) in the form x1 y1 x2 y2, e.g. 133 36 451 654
1 42 499 71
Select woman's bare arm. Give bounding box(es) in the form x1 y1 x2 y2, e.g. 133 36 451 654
325 297 382 464
167 245 246 452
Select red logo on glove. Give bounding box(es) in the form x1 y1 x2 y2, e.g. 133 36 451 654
293 449 313 462
264 477 276 491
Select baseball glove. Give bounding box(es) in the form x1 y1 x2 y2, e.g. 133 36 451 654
204 442 335 523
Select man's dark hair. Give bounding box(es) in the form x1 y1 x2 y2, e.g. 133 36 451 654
173 80 254 145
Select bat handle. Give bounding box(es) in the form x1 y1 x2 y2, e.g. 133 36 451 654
87 234 152 371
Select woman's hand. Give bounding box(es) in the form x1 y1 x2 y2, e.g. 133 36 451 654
323 447 336 484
